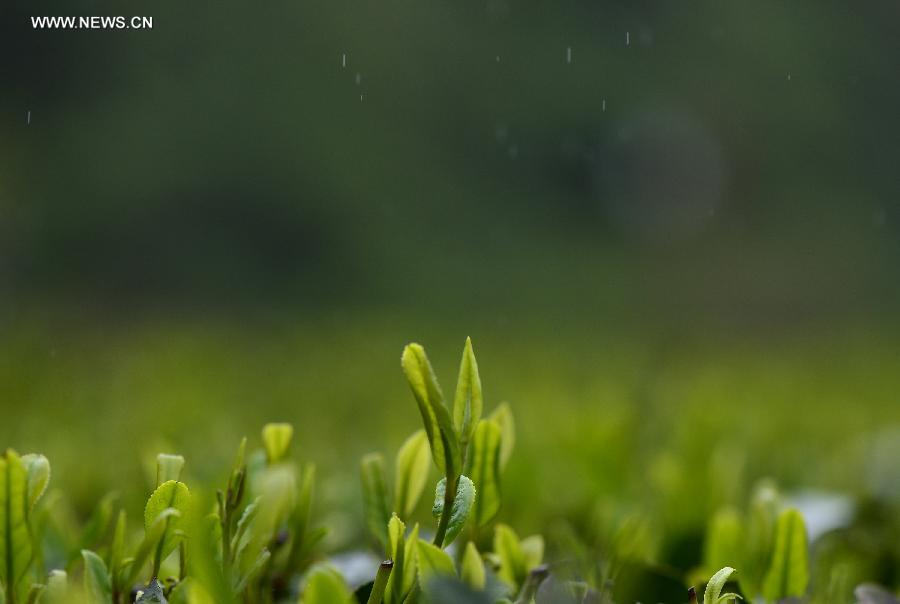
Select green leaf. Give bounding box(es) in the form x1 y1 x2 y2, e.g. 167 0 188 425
460 542 485 590
740 481 779 598
431 476 475 546
367 560 394 604
415 539 455 587
261 423 293 465
493 524 526 589
519 535 544 571
1 450 34 601
20 455 50 514
489 404 515 471
155 455 185 487
144 480 191 563
303 565 352 603
109 510 126 587
704 508 744 578
401 344 461 478
703 566 735 604
762 508 809 601
465 420 502 527
394 431 431 519
452 337 483 458
125 508 180 586
81 550 111 604
361 454 391 548
384 515 406 604
40 570 68 604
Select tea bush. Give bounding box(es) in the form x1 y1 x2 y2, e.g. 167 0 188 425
0 339 895 603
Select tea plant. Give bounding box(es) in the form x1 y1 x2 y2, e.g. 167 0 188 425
0 338 895 603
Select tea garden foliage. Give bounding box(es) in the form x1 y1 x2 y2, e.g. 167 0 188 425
0 339 895 604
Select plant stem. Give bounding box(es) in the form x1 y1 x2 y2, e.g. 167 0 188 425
366 560 393 604
432 473 458 547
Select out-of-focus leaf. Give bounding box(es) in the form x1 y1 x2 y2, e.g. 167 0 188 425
394 431 431 519
155 455 185 487
488 404 515 471
144 481 191 562
465 420 502 527
520 535 544 571
854 583 900 604
460 542 485 590
233 548 270 593
20 454 50 514
401 344 461 478
762 508 809 601
81 550 111 604
494 524 526 590
704 508 744 577
40 570 68 604
361 454 391 549
740 481 779 598
74 492 119 565
109 510 126 586
1 450 34 600
431 476 475 547
703 566 736 604
452 337 483 457
416 539 455 587
303 565 352 603
261 423 293 465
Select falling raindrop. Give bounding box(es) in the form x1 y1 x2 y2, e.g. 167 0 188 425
341 53 347 68
626 31 630 46
355 73 362 85
26 110 31 125
496 55 501 62
602 99 606 112
787 73 792 81
566 46 572 63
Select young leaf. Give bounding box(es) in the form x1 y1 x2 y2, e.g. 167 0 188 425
703 566 736 604
489 403 515 471
144 480 191 563
762 508 809 601
430 476 476 546
41 570 69 604
401 344 461 478
261 423 293 465
394 431 431 519
81 550 112 604
704 508 744 579
384 515 406 604
361 454 391 548
416 539 456 586
0 450 34 601
465 420 502 527
494 524 527 589
20 454 50 513
519 535 544 571
303 565 352 603
452 337 483 458
399 524 419 598
156 454 185 486
460 542 486 590
125 508 180 586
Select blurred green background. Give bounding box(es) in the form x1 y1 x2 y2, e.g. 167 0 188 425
2 1 900 600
